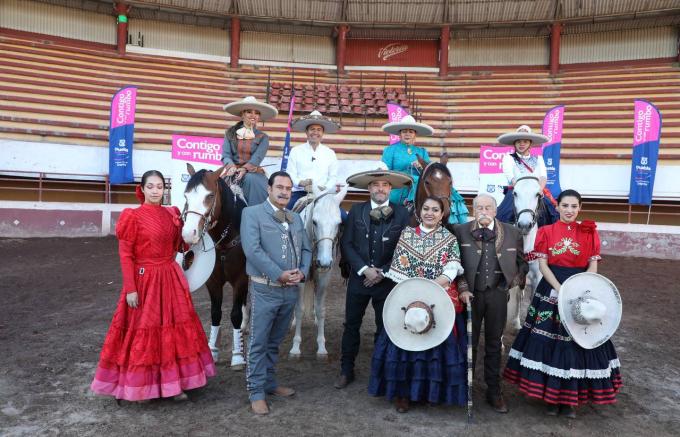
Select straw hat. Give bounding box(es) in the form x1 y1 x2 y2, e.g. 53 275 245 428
223 96 278 121
496 125 549 145
292 110 340 133
346 162 413 190
175 235 216 293
381 115 434 136
558 272 623 350
382 278 455 352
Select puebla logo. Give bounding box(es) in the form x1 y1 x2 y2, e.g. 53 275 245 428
378 43 408 61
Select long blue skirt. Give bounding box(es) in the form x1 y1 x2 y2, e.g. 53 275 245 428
368 314 467 406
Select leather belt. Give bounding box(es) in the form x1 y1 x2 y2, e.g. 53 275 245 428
250 276 287 288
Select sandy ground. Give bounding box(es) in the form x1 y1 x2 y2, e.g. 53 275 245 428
1 236 679 436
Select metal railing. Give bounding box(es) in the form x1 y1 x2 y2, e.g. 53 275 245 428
0 170 171 204
2 169 679 224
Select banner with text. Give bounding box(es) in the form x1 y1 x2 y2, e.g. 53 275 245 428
170 134 223 209
108 86 137 184
478 145 541 206
345 39 438 67
541 105 564 198
629 99 662 205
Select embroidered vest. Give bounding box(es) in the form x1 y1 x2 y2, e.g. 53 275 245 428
475 239 502 291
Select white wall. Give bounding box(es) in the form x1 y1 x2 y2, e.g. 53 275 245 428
561 26 677 64
241 31 335 64
2 140 679 200
450 37 549 67
0 0 115 44
127 19 230 57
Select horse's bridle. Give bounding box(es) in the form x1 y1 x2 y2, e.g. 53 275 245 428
512 175 541 232
305 191 339 271
181 177 238 252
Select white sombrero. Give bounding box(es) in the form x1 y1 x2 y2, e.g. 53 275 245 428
223 96 278 121
175 235 216 293
496 125 549 145
381 114 434 136
558 272 622 350
383 278 455 352
292 110 340 133
346 162 413 190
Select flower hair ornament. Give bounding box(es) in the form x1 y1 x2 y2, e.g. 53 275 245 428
135 185 145 204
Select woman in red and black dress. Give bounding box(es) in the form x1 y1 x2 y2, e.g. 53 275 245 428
91 170 215 402
504 189 622 418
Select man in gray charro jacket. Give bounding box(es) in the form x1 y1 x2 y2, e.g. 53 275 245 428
240 171 312 415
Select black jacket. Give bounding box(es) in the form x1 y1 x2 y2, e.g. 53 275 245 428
341 201 409 296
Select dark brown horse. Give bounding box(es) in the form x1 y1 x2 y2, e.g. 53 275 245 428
410 153 454 230
180 163 249 369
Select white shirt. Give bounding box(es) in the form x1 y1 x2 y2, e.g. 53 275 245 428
501 152 547 185
358 199 391 276
370 199 390 209
267 198 288 230
478 220 495 231
287 142 338 191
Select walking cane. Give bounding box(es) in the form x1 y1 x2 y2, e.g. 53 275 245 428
466 300 473 424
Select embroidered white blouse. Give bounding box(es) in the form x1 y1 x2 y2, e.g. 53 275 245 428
501 152 547 185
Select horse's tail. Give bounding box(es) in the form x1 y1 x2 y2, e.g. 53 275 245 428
302 274 315 319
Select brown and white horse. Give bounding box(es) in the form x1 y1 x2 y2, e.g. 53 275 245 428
181 163 249 369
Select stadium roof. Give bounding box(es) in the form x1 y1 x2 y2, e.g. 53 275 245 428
36 0 680 38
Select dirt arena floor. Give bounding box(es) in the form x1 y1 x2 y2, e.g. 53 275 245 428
1 236 679 436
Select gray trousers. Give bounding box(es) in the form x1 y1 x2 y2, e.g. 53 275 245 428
242 172 269 206
246 281 298 402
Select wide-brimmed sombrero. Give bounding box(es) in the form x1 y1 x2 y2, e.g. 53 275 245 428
558 272 623 350
346 162 413 190
382 278 455 352
381 114 434 136
223 96 278 121
496 124 548 145
175 235 216 293
292 110 340 133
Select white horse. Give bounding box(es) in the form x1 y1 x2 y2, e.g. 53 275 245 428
289 183 348 359
506 176 544 331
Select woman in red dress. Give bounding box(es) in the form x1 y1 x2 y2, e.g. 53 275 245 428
91 170 216 402
504 189 622 418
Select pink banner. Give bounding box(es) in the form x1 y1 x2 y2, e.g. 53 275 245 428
287 95 296 126
479 145 541 175
542 105 564 147
110 87 137 129
479 145 514 174
387 103 409 144
633 100 661 146
171 135 223 165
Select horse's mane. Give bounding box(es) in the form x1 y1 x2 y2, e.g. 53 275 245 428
185 169 208 192
185 169 245 229
422 161 451 179
217 177 245 230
